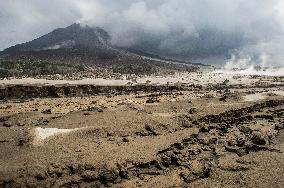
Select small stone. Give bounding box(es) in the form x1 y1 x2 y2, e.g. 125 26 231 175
87 107 104 112
81 170 99 182
146 98 159 104
17 122 25 126
251 132 267 145
107 131 115 137
3 122 12 127
239 126 253 134
108 138 115 141
42 109 52 114
99 166 119 184
75 148 82 152
275 124 284 130
181 121 192 128
122 137 130 142
188 108 197 114
236 134 247 147
200 125 210 132
34 170 47 180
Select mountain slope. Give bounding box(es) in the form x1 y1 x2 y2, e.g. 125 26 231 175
1 23 110 55
0 24 200 77
0 23 123 64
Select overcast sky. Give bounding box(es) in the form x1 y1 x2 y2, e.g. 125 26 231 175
1 0 284 66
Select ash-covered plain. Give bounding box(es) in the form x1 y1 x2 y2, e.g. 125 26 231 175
0 22 284 188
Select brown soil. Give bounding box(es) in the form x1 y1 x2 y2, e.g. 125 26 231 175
0 75 283 188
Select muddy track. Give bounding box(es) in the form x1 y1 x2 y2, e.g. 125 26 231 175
3 99 283 187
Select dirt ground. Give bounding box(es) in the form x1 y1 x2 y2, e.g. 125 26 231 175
0 73 283 188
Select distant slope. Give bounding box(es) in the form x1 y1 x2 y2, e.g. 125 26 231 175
0 24 201 77
119 47 214 68
0 23 122 64
0 23 110 55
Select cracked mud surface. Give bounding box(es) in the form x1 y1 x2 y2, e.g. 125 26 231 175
0 74 283 188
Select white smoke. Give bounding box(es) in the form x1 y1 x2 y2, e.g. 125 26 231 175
216 53 284 76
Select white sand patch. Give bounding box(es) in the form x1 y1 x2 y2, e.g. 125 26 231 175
243 90 284 102
214 67 284 77
0 72 256 87
272 91 284 96
34 127 79 141
243 93 267 102
0 78 130 86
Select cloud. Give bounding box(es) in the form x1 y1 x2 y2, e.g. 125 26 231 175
1 0 284 66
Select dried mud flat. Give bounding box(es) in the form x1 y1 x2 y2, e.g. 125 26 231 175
0 73 284 188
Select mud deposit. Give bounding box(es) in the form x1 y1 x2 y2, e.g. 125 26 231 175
0 74 283 188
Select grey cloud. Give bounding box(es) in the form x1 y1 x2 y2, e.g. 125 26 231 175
1 0 284 66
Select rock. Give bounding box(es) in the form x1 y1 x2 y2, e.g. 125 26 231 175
275 124 284 130
236 134 247 147
239 126 253 134
42 109 52 114
0 116 10 122
31 167 48 181
197 135 218 146
107 131 115 137
68 163 85 175
75 148 82 152
146 98 159 104
160 155 172 167
3 122 12 127
99 166 119 184
48 166 63 177
180 160 211 183
225 143 249 156
251 132 267 145
81 170 99 182
145 124 159 136
219 95 228 102
18 139 26 146
37 119 49 126
188 108 197 114
219 125 229 133
1 180 22 188
254 114 274 120
17 122 25 126
208 137 218 145
227 137 238 147
200 125 210 132
181 120 192 128
35 172 47 180
84 163 97 171
87 106 104 112
122 137 130 142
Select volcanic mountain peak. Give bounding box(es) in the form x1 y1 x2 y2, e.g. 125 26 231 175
0 23 111 56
